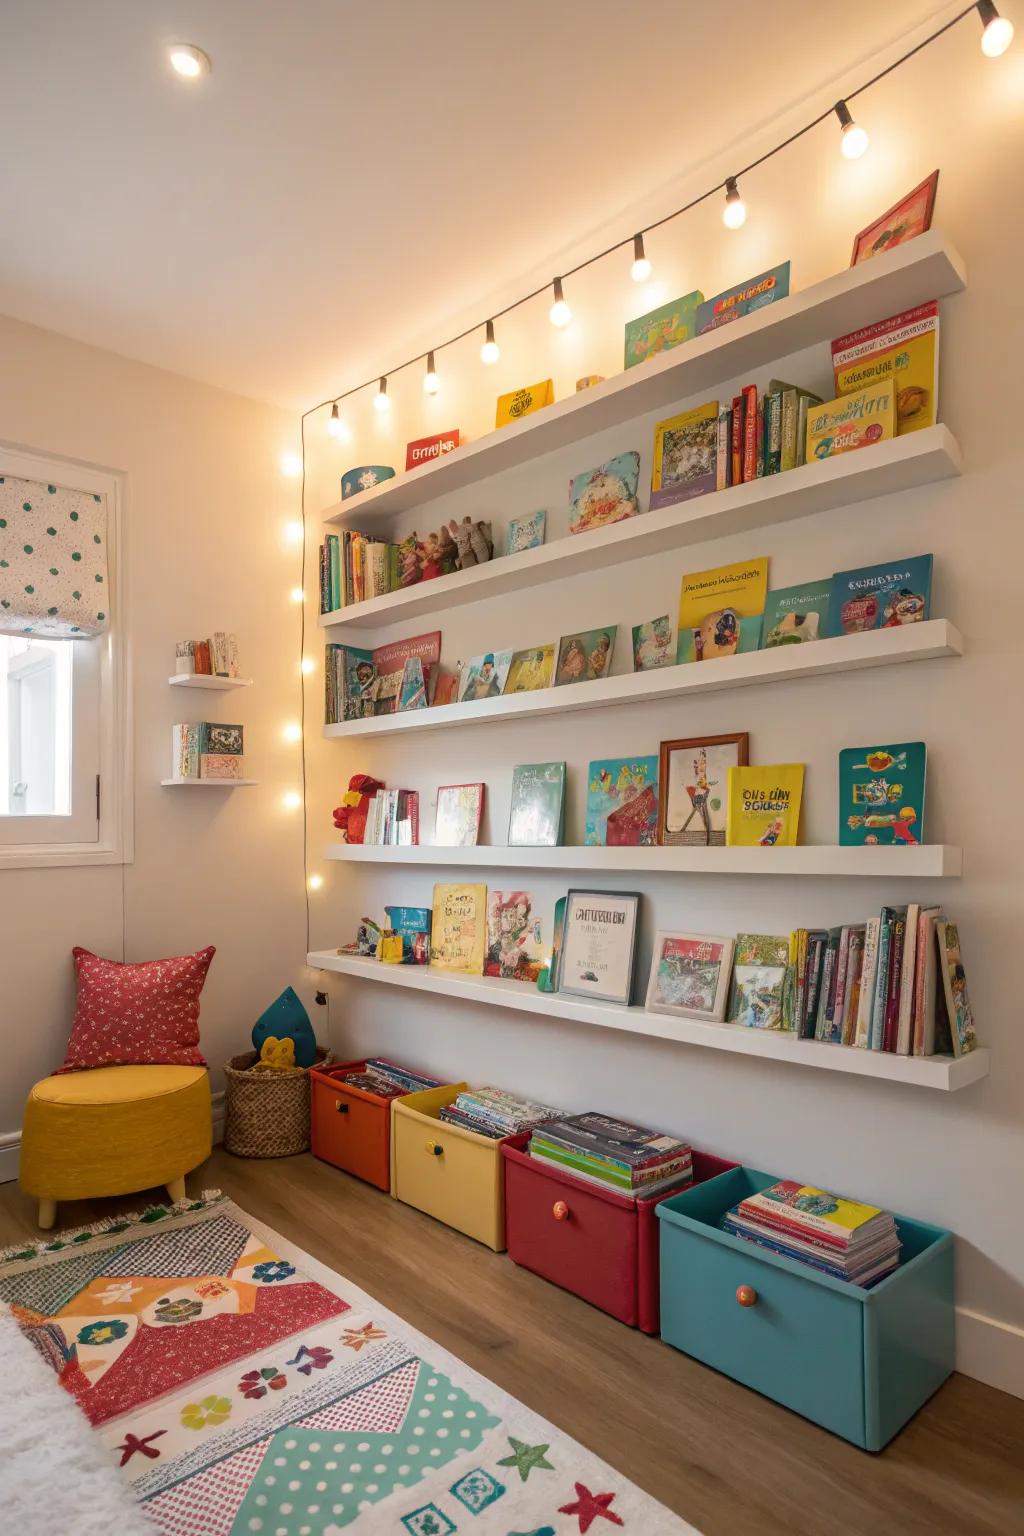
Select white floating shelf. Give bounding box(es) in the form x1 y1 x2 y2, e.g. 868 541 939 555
321 842 961 878
322 232 965 529
305 951 988 1092
160 777 258 787
320 428 961 632
168 674 253 690
323 620 962 740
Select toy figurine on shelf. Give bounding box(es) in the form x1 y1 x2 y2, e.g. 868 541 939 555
396 532 420 587
332 774 385 843
338 917 383 957
418 525 459 581
448 517 493 569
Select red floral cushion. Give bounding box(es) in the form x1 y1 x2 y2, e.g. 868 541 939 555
59 946 215 1071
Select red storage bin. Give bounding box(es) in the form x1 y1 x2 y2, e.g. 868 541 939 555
309 1059 400 1191
502 1136 738 1333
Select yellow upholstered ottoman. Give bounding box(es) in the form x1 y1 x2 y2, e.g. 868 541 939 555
19 1065 212 1230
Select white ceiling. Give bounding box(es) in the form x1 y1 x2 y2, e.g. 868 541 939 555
0 0 951 410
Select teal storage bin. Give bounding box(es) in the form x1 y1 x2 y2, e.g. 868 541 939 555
656 1166 954 1450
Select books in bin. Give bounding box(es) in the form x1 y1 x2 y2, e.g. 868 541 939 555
722 1179 900 1287
333 1058 441 1100
529 1113 693 1201
438 1086 562 1140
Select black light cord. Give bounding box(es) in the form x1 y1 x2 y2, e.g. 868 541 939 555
300 410 311 958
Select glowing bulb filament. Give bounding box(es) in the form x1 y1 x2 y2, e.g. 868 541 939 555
480 319 500 364
834 100 869 160
423 350 440 394
978 0 1013 55
722 176 746 229
373 376 391 412
630 233 652 283
549 276 572 327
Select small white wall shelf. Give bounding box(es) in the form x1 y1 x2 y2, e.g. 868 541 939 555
305 950 989 1092
322 842 961 877
322 232 965 528
160 777 258 787
320 428 961 632
168 675 253 690
323 620 962 740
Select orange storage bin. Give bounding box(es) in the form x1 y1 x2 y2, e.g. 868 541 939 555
311 1059 453 1192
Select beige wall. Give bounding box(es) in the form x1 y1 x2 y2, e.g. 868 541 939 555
0 313 309 1143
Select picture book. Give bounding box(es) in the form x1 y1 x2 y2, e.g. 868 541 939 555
569 452 640 535
432 671 459 707
767 378 822 470
646 933 735 1022
495 379 553 428
650 401 718 508
936 920 976 1056
505 510 546 555
838 742 926 847
695 263 791 335
370 632 442 716
429 883 487 973
484 890 544 982
405 429 459 472
660 736 746 847
434 783 485 847
760 580 831 647
676 558 768 664
896 902 921 1055
632 616 674 671
728 933 791 1030
199 723 243 755
398 656 428 711
383 905 432 963
912 907 944 1056
504 645 555 694
805 379 896 461
851 171 939 265
824 554 932 637
726 764 804 847
584 757 659 847
458 649 513 701
624 291 703 369
555 627 617 684
831 302 939 435
508 762 566 847
538 895 567 992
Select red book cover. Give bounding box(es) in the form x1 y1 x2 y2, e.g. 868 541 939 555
371 632 442 716
882 916 906 1051
741 384 758 481
405 429 460 472
193 640 211 674
605 785 658 845
730 394 743 485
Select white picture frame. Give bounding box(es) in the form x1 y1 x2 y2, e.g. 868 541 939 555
645 930 735 1022
559 889 641 1005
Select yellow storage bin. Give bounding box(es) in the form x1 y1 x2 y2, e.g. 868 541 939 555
391 1083 508 1251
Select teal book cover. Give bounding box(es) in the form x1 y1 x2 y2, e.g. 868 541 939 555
824 554 932 638
695 262 791 335
508 762 566 847
584 757 658 846
838 742 927 846
761 580 831 647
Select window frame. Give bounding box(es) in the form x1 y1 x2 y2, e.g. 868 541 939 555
0 442 132 869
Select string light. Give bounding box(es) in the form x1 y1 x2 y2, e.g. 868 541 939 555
630 233 652 283
282 722 302 742
279 452 303 478
722 176 747 229
168 44 211 78
977 0 1014 54
282 791 302 811
290 586 304 604
549 277 572 328
834 100 869 159
327 402 344 437
300 656 316 675
283 520 303 544
373 376 391 413
480 319 500 365
308 874 324 891
423 350 440 394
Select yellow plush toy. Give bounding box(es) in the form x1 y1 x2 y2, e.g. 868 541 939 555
257 1035 296 1071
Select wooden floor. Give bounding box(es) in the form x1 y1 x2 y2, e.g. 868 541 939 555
2 1149 1022 1536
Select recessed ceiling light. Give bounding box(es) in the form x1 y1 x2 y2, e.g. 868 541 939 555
168 44 211 79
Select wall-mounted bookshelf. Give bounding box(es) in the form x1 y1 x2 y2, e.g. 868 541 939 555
306 950 988 1093
168 675 253 691
160 777 258 788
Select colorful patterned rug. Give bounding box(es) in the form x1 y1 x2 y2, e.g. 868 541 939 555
0 1191 697 1535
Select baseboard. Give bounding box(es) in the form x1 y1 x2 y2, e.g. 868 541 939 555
955 1306 1024 1400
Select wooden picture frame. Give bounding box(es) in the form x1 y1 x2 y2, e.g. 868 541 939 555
559 889 641 1005
850 171 939 266
658 733 748 847
645 931 736 1022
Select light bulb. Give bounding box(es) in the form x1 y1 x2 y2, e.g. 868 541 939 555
300 657 316 675
630 233 652 283
283 722 302 742
835 101 869 160
480 319 500 365
290 586 304 604
722 177 746 229
308 874 324 891
978 0 1014 55
282 791 302 811
373 376 390 412
327 402 344 437
549 276 572 327
279 452 303 478
423 351 440 394
168 44 210 78
283 520 303 545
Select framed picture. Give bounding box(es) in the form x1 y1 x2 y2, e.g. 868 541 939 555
658 733 748 847
559 888 641 1005
850 171 939 266
645 932 736 1022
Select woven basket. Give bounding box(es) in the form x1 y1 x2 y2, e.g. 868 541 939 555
223 1047 332 1158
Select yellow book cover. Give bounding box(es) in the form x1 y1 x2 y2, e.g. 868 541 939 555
676 558 768 664
726 764 805 846
430 882 487 973
495 379 554 429
742 1181 884 1237
831 302 938 435
805 379 895 462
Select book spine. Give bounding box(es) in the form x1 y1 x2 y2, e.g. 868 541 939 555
814 932 838 1039
882 916 906 1051
730 395 743 486
328 534 341 610
896 903 920 1055
755 398 765 478
870 913 893 1050
193 639 211 674
829 927 851 1044
765 391 783 474
802 935 824 1038
226 633 240 678
716 408 731 490
174 640 195 675
741 386 758 481
855 918 880 1048
780 388 798 471
841 930 865 1046
797 395 812 466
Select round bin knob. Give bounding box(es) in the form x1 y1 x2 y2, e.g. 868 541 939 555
552 1200 569 1222
735 1283 758 1308
335 1101 349 1114
426 1140 443 1156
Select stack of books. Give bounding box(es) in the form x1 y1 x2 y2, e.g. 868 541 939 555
716 378 821 488
722 1179 901 1287
321 530 398 611
175 633 240 677
362 789 419 846
438 1086 562 1140
334 1058 441 1100
529 1112 693 1200
170 722 244 780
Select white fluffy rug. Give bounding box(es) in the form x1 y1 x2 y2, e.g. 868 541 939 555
0 1300 155 1536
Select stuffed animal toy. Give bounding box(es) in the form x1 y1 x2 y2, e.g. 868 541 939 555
418 531 444 581
333 773 385 843
397 532 420 587
256 1035 296 1071
447 517 494 569
251 986 317 1068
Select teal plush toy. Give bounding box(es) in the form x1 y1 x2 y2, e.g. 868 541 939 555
251 987 317 1068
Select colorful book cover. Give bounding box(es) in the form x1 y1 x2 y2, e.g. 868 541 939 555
405 429 459 471
738 1181 886 1240
646 934 734 1021
676 558 768 663
568 453 640 535
584 757 659 846
371 632 441 716
728 933 790 1030
831 302 938 435
337 645 375 721
937 919 976 1056
458 649 513 701
398 656 428 711
383 905 432 963
650 401 719 509
504 645 555 694
538 895 567 991
495 379 553 428
555 627 617 684
760 580 831 647
824 554 932 638
434 783 484 846
726 764 804 847
624 291 703 368
199 753 242 780
505 510 546 555
838 741 926 846
632 616 674 671
484 890 544 982
429 883 487 974
805 379 896 461
695 263 791 335
198 723 243 755
508 762 566 847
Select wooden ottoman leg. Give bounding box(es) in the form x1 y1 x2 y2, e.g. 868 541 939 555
38 1198 56 1230
166 1176 186 1203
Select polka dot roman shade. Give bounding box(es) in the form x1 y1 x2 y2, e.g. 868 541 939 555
0 472 109 638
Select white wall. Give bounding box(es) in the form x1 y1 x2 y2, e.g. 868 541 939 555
303 24 1024 1393
0 312 311 1150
